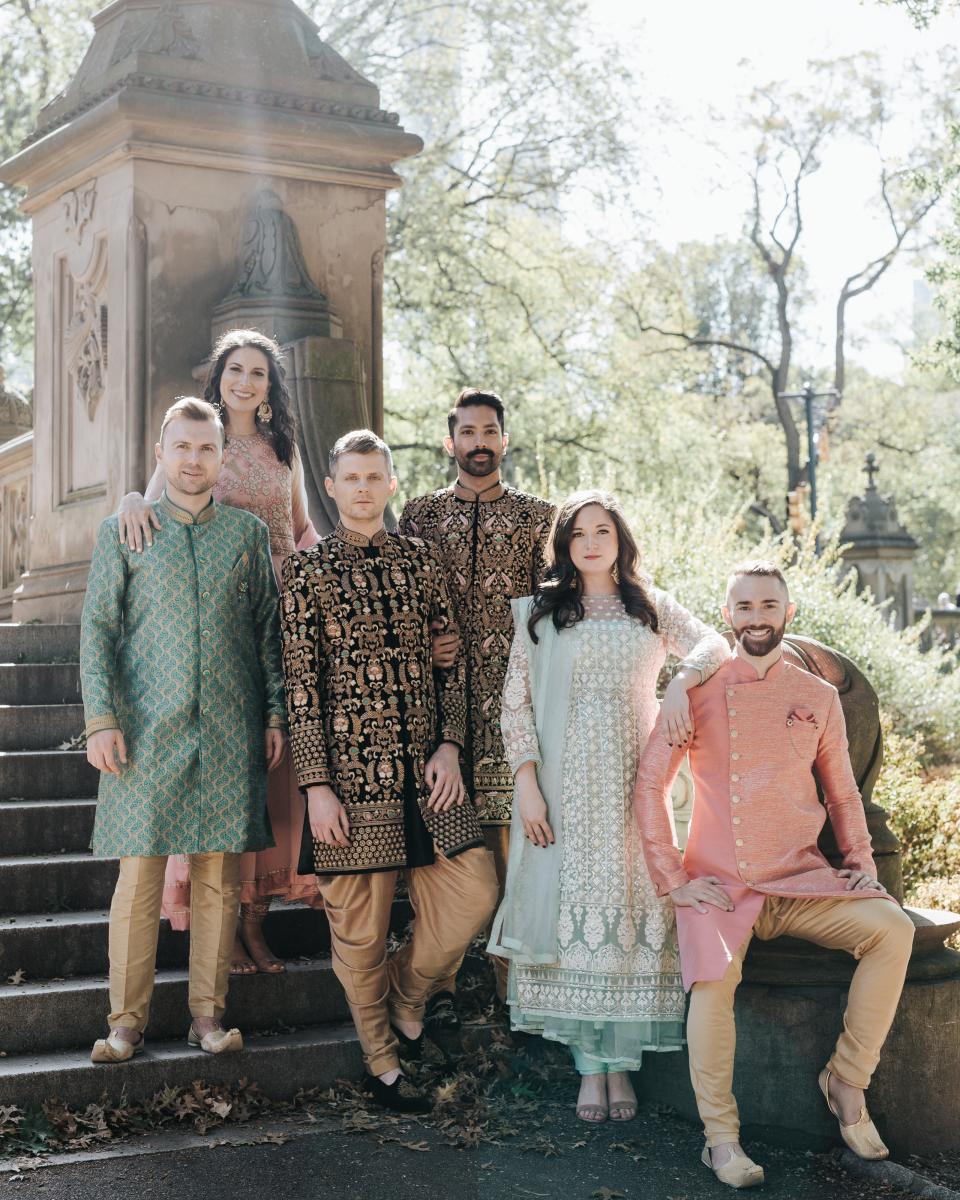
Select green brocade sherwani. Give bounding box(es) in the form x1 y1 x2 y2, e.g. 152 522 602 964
80 492 287 858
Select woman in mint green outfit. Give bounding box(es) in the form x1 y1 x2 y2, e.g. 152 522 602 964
489 490 728 1122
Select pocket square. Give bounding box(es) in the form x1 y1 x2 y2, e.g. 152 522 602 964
787 706 818 728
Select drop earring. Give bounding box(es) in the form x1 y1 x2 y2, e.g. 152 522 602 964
257 399 273 423
611 562 620 584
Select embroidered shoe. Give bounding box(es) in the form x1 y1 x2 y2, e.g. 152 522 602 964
701 1146 765 1189
365 1072 432 1114
818 1067 889 1160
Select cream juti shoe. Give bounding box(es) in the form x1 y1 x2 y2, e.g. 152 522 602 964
188 1023 243 1054
701 1146 765 1189
818 1067 889 1160
90 1030 144 1063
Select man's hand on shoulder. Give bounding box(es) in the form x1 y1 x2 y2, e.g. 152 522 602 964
87 729 128 775
670 876 734 914
307 785 351 847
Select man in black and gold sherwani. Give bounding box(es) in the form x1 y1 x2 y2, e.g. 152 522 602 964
280 429 498 1112
399 388 555 1000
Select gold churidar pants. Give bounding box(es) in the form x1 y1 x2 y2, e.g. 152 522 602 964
687 895 914 1148
320 846 499 1076
107 853 242 1032
436 825 511 1000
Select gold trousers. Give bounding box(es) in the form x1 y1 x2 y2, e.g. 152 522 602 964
687 895 914 1148
320 846 499 1076
436 825 510 1000
107 853 242 1033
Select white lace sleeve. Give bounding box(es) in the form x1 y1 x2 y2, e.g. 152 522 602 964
500 629 542 774
656 588 730 685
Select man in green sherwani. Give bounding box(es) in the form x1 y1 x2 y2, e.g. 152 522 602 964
81 396 287 1063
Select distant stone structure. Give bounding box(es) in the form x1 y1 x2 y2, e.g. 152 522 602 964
0 369 32 444
840 451 918 630
0 0 422 621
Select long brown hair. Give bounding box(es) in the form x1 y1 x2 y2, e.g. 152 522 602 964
528 490 659 642
204 329 297 467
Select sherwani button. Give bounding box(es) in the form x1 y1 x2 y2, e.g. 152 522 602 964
732 752 740 760
726 689 734 697
730 730 738 738
736 838 744 846
732 816 741 825
729 708 737 716
738 860 748 869
731 795 741 803
731 773 740 781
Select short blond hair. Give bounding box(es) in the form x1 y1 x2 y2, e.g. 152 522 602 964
159 396 224 446
328 428 394 477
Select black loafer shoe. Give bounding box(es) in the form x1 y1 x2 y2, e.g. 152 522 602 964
423 990 460 1032
365 1073 432 1114
390 1023 424 1061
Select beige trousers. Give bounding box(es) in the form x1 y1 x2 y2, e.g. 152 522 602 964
436 825 511 1000
320 846 499 1076
687 895 915 1148
107 853 242 1032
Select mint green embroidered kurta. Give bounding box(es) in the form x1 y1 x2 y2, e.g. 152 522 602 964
80 493 287 857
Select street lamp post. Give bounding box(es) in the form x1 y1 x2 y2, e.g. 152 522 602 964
777 380 840 521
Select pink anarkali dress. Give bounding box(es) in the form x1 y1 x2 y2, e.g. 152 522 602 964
162 432 321 928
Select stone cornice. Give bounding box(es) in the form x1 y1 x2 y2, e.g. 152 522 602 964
24 72 402 150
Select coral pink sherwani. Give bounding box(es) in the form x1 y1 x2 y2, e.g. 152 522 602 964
634 653 894 991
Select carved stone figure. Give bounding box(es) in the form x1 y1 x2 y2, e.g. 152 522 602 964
64 284 105 421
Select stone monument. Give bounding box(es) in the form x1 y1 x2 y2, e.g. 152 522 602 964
840 452 918 630
0 0 422 621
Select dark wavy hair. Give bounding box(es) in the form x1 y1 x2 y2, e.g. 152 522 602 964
528 490 659 643
204 329 297 467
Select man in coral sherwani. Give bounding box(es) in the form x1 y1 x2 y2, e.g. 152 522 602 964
634 560 915 1190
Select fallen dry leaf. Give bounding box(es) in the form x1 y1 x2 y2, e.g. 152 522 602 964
6 969 25 986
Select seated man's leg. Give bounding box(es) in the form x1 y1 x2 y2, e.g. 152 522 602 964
187 851 243 1038
768 896 914 1090
687 931 753 1149
390 846 499 1025
320 869 400 1078
107 854 167 1033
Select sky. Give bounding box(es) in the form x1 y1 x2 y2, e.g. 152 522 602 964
586 0 960 380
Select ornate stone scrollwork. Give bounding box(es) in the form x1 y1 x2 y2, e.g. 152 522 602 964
62 181 97 245
110 1 202 65
64 283 106 422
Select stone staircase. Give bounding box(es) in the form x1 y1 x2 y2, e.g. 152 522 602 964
0 623 365 1110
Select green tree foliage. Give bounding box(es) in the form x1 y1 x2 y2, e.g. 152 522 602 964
0 1 100 374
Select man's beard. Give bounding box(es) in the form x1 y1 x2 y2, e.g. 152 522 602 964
733 620 786 657
456 448 502 478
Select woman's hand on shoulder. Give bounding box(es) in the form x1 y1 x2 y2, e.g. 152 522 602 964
117 493 160 552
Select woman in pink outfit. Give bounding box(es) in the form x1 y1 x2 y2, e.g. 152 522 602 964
117 328 321 974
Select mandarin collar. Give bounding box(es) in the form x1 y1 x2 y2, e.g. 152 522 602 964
726 651 787 684
335 521 389 548
450 481 508 504
159 490 217 526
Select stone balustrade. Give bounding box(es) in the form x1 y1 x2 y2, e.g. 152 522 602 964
0 430 32 620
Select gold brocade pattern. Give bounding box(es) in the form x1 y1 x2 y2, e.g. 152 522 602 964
399 486 555 824
280 525 483 874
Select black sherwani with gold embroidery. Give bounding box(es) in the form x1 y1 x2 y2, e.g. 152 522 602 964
280 523 484 875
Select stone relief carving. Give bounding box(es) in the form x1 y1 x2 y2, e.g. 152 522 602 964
224 188 330 303
3 478 29 590
307 41 371 86
64 283 106 422
62 181 97 245
110 1 202 65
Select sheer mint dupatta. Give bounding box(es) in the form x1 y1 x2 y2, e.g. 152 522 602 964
488 596 577 965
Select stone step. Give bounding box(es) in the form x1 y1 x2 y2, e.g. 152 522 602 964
0 703 84 751
0 958 349 1055
0 798 95 856
0 663 82 706
0 852 117 914
0 900 409 983
0 1023 361 1110
0 749 97 799
0 623 81 663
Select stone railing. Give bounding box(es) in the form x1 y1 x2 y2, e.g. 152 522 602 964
0 430 32 619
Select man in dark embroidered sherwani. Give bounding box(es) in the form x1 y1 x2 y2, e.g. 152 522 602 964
399 388 555 1005
280 429 499 1113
